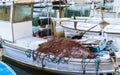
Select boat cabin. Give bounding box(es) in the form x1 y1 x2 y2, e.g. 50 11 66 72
0 0 34 42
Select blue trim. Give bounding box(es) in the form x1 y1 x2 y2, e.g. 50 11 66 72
89 39 107 52
95 57 100 75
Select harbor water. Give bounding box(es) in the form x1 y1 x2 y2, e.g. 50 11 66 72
2 2 120 75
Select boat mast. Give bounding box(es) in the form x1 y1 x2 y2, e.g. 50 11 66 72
46 6 53 40
59 0 62 18
113 0 120 18
103 0 105 6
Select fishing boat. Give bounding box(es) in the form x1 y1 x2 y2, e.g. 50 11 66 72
1 0 120 75
34 2 46 8
34 0 52 8
0 61 16 75
67 0 75 5
85 0 102 4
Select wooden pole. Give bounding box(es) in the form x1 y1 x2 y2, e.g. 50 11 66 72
74 16 77 30
0 48 3 60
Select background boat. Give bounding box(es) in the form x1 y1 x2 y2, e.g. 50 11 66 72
0 61 16 75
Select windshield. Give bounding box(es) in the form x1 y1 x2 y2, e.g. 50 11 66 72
13 4 33 22
0 6 10 21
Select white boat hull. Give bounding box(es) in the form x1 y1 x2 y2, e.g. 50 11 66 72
2 38 119 75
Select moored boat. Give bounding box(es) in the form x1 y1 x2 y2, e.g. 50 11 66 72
0 61 16 75
1 0 120 75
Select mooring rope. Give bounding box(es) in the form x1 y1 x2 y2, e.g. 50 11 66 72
95 57 100 75
110 52 119 75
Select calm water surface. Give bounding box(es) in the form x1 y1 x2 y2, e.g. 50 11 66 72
2 59 59 75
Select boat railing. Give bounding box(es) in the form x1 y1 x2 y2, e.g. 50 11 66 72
1 40 100 62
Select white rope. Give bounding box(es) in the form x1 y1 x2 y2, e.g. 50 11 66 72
110 52 119 75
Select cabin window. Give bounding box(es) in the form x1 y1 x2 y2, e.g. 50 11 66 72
13 4 32 22
0 6 10 21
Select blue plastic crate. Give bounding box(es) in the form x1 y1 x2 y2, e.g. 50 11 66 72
89 39 107 52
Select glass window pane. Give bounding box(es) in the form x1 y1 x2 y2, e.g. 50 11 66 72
14 4 32 22
0 6 10 21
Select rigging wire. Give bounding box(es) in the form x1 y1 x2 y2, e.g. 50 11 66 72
81 57 92 75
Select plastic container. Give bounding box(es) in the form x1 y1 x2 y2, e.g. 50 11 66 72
55 25 65 38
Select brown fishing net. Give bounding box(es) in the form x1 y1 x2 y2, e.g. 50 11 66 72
36 38 97 59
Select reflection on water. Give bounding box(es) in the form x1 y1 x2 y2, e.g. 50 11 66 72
3 60 59 75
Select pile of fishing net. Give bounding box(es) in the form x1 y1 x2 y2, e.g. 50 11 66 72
36 38 97 59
